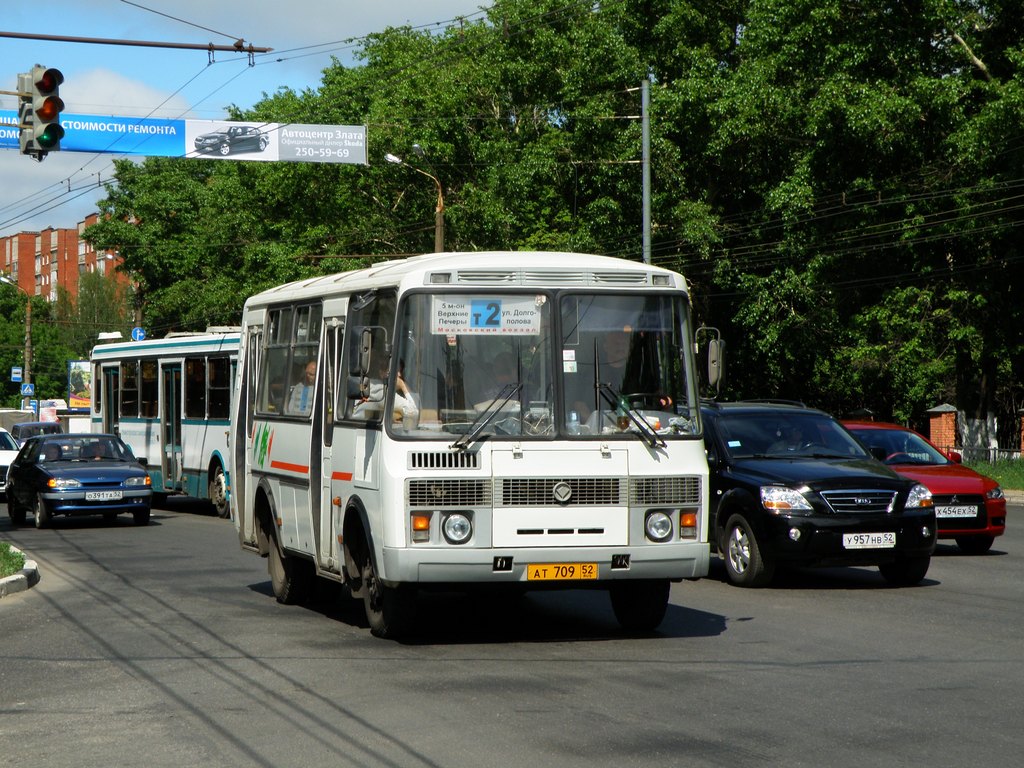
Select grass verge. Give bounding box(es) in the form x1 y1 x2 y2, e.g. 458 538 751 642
1 540 26 579
965 459 1024 492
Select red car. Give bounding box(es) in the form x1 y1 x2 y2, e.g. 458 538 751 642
843 421 1006 553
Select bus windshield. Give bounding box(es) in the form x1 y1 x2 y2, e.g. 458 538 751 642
393 291 700 439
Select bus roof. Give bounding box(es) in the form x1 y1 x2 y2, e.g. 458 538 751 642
243 251 688 309
91 330 241 361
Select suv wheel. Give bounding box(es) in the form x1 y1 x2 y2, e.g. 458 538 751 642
723 513 775 587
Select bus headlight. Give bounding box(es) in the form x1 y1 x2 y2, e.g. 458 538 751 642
442 513 472 545
645 510 673 542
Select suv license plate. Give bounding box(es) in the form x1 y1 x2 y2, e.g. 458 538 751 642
86 490 123 501
843 532 896 549
527 562 598 581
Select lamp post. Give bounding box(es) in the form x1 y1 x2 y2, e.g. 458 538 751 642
385 151 445 253
0 275 32 406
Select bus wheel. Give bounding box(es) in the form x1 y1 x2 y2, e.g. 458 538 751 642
268 533 312 605
361 553 415 639
609 579 670 633
209 466 230 518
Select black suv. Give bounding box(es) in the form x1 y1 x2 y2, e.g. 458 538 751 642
702 401 936 587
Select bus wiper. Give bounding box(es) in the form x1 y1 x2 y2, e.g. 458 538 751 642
597 383 666 449
450 383 522 452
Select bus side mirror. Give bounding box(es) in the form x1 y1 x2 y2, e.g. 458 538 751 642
708 338 725 390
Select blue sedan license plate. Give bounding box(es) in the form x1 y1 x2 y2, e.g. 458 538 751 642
85 490 123 501
842 532 896 549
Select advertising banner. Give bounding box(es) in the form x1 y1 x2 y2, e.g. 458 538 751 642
0 112 367 165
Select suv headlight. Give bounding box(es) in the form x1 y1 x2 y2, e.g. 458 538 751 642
761 485 813 514
906 483 933 509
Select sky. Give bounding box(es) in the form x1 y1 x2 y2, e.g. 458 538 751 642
0 0 492 237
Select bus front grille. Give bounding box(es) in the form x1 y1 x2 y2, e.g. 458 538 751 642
408 479 491 507
630 476 701 506
497 477 625 507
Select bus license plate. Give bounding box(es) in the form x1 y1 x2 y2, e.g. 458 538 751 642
935 504 978 518
86 490 123 501
527 562 598 581
842 532 896 549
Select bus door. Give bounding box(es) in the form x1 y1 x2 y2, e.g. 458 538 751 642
318 317 343 572
102 366 120 434
161 363 183 492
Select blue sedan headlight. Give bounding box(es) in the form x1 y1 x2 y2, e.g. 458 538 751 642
48 477 81 489
124 476 152 487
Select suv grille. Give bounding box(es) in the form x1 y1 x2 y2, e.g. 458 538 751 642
820 490 898 514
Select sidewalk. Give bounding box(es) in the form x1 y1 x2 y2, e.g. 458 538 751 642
0 544 40 598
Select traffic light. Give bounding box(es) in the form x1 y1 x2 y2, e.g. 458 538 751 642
18 65 64 161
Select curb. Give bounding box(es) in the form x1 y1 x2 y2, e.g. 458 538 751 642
0 545 40 598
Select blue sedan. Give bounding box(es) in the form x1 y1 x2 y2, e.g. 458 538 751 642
6 434 152 528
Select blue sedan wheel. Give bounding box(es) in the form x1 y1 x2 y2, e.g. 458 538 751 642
33 495 50 529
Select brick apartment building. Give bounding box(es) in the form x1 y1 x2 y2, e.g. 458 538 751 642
1 212 130 300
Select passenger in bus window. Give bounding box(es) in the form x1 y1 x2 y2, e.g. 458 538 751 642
286 360 317 415
353 359 418 424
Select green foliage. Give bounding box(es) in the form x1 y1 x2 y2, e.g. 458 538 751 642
68 0 1024 444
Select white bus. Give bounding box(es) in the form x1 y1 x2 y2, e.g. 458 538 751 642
91 330 239 517
230 252 710 637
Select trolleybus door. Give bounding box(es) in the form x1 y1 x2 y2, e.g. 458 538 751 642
102 366 120 435
161 364 183 492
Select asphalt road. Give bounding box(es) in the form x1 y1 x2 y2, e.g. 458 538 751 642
1 500 1021 768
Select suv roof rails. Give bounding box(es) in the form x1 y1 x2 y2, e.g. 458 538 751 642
736 398 808 408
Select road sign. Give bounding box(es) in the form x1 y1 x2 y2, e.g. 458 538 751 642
20 382 35 396
11 366 22 382
132 327 146 341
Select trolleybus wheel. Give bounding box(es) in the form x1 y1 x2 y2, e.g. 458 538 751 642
209 465 230 518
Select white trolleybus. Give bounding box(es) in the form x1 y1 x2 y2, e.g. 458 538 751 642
91 329 239 517
230 252 710 637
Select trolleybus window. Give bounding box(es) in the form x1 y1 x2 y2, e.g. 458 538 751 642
120 360 139 418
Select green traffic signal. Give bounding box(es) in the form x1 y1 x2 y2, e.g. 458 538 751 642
36 123 65 149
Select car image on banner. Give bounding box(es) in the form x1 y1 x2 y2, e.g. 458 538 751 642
844 421 1006 554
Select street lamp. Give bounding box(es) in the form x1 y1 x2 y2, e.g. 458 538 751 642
0 275 32 406
385 151 445 253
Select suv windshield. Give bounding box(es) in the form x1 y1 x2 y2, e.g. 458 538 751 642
717 411 867 459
